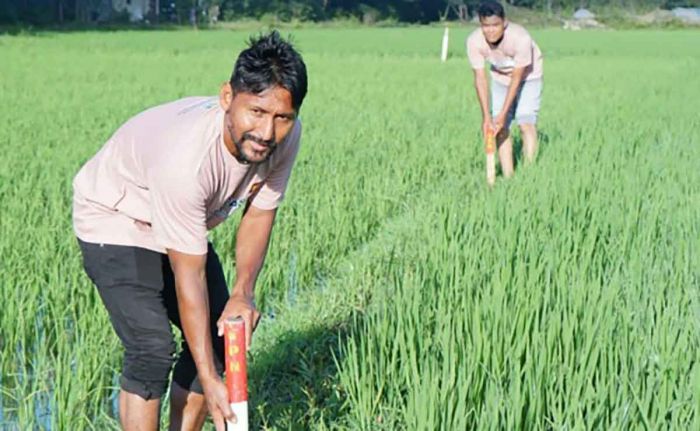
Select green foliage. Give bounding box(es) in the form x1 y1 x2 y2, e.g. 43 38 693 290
3 0 700 25
0 28 698 429
663 0 700 8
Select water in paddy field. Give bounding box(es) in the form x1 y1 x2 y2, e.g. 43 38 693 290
34 393 51 430
110 375 120 421
0 349 53 430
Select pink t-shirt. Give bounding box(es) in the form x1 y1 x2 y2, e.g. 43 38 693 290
73 96 302 255
466 22 543 85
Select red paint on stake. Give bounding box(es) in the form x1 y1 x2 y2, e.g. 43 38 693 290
485 129 496 186
224 318 248 430
485 129 496 154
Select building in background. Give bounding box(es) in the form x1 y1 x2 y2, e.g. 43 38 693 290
111 0 158 22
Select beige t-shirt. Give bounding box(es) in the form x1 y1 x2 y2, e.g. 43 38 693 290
466 22 543 85
73 96 302 255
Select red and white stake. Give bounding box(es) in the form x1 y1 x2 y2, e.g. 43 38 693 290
224 318 248 431
485 129 496 186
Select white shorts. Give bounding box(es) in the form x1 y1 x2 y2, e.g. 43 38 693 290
491 78 542 129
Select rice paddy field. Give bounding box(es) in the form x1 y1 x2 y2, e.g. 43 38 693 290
0 26 699 430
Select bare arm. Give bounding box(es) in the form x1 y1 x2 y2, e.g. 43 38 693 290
216 205 276 349
234 205 276 296
473 68 491 121
168 249 234 428
473 68 496 140
168 250 218 381
495 66 526 131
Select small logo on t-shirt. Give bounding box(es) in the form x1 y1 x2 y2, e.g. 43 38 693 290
249 181 264 196
212 196 246 220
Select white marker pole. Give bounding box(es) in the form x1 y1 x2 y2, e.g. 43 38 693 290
440 27 449 62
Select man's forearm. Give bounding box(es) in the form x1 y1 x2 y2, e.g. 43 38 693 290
474 71 491 119
232 207 276 296
500 67 526 116
172 262 218 382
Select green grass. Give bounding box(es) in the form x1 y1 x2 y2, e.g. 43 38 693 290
0 27 698 429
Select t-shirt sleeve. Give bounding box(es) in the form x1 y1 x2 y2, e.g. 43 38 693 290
148 160 209 255
466 34 485 69
250 121 302 211
513 33 533 68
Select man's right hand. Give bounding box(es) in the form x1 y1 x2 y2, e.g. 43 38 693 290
202 376 236 431
482 117 495 138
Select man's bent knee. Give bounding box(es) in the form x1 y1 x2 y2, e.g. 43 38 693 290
121 347 176 400
517 115 538 128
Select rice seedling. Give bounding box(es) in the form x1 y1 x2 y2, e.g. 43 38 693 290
0 27 697 429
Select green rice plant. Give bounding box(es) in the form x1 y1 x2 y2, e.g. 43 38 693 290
0 27 698 429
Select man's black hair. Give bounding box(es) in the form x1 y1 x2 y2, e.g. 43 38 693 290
230 31 308 111
477 1 505 19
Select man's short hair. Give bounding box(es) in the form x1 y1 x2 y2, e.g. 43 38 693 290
230 31 308 111
477 1 505 19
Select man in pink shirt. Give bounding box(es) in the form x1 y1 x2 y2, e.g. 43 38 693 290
467 1 543 180
73 31 306 430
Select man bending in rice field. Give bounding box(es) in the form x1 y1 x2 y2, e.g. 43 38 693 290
72 31 307 431
467 0 543 179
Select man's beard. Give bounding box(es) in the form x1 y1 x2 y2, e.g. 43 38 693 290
487 33 504 47
228 121 278 164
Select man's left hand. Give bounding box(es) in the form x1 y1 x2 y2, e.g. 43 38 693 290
217 292 261 351
493 112 508 135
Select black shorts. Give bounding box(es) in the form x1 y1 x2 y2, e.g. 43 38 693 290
78 239 229 400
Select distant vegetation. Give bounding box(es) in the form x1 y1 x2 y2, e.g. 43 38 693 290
1 27 698 429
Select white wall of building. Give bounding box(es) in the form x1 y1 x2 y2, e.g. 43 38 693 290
112 0 150 22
